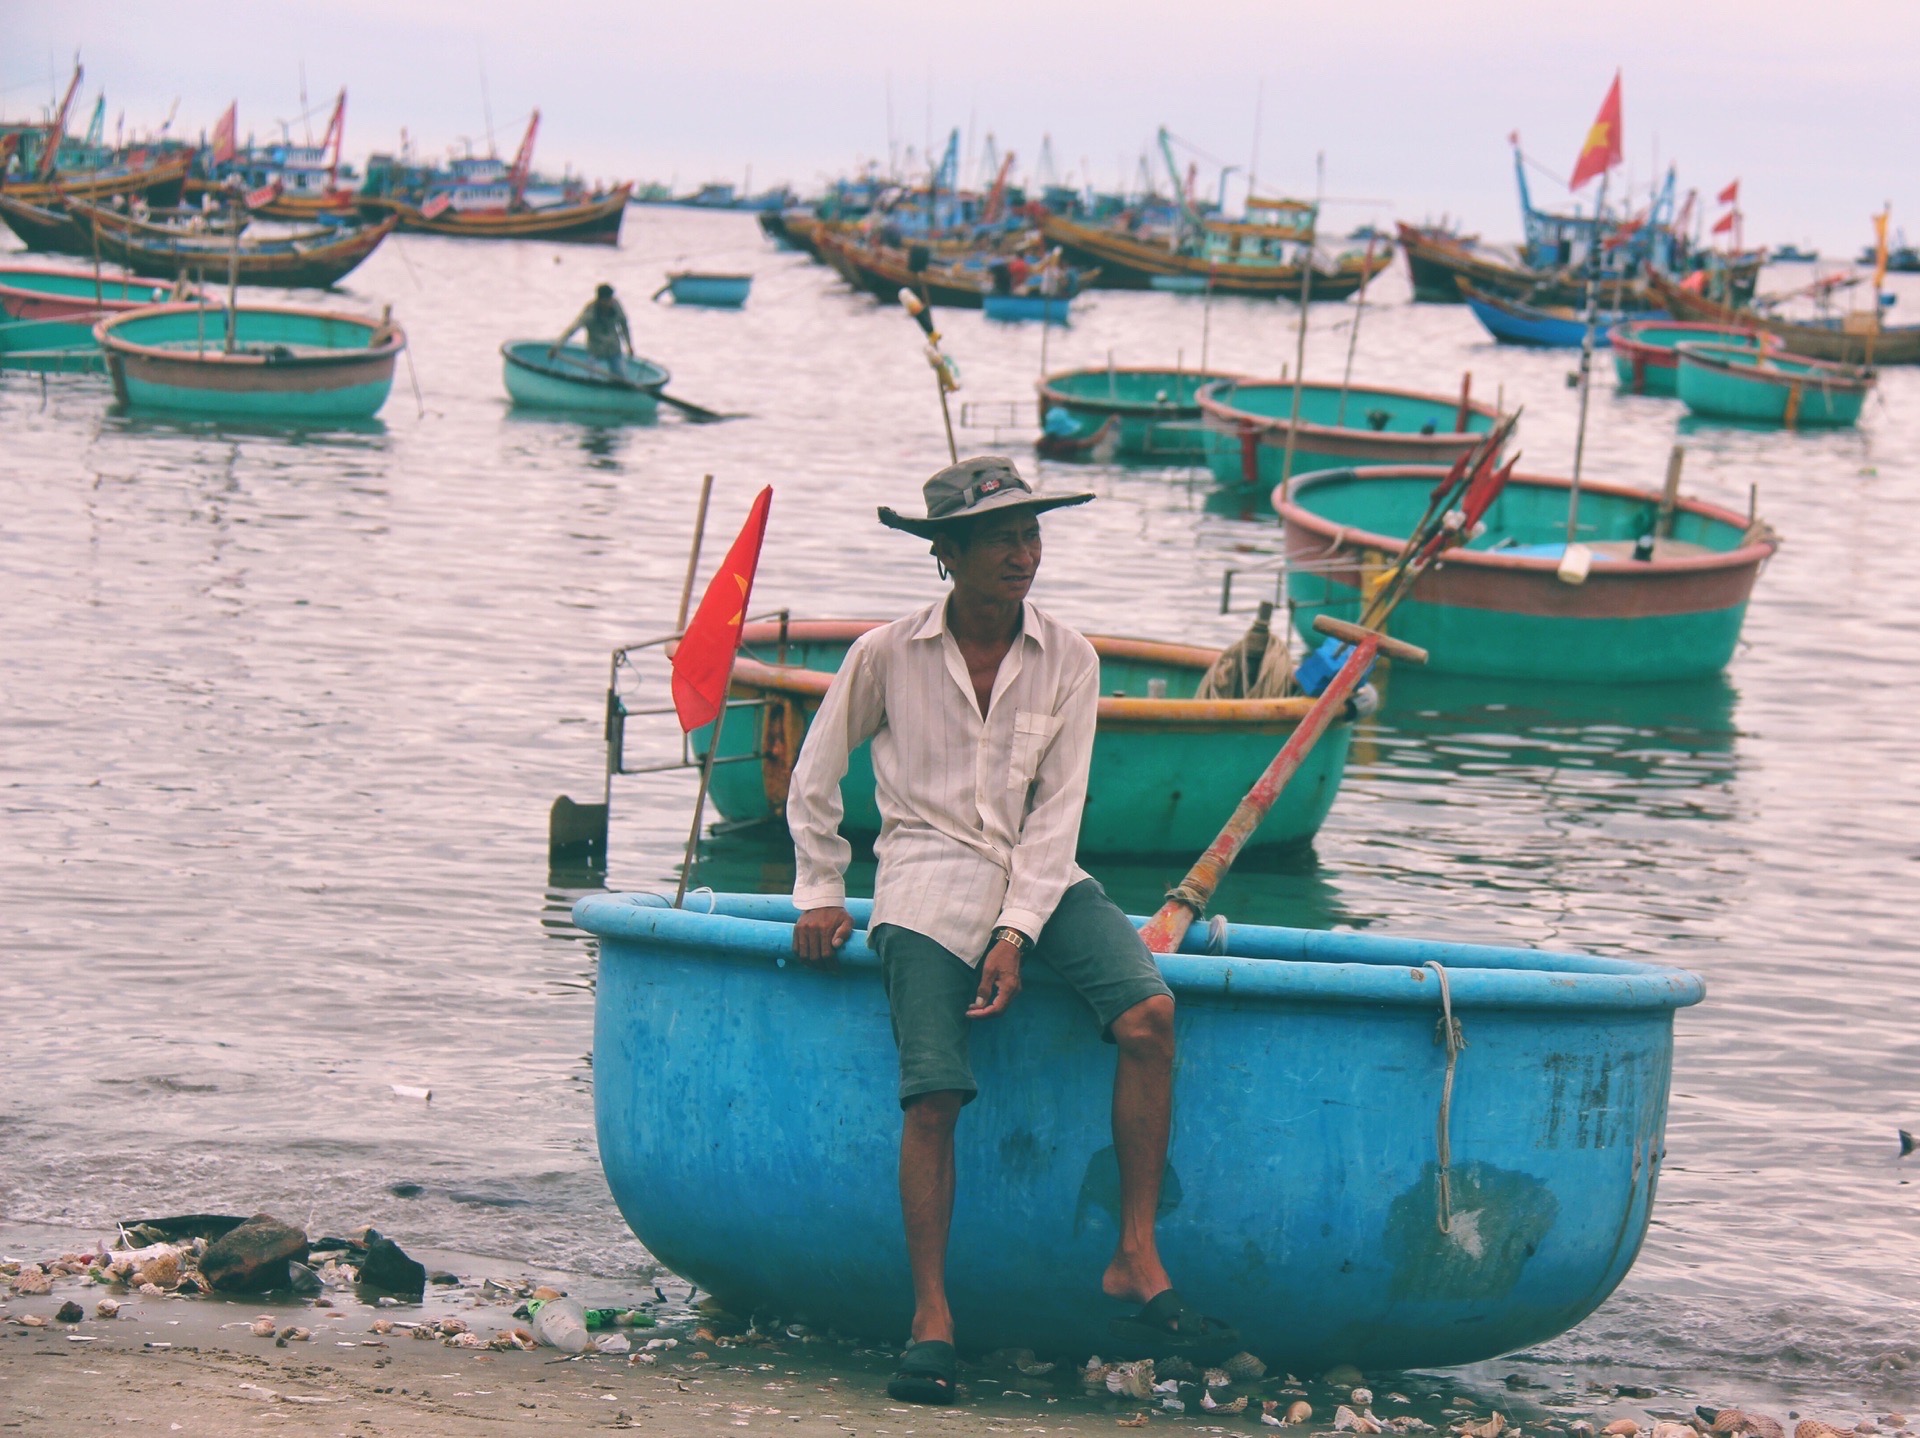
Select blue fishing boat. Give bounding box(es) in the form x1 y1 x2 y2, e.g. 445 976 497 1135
982 291 1073 324
659 272 753 308
578 891 1703 1369
1463 284 1638 348
1674 342 1873 428
500 341 670 420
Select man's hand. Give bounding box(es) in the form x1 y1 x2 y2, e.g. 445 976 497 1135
793 906 853 968
966 940 1024 1020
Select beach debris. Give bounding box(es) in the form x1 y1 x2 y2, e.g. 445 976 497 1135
1205 1367 1232 1388
1390 1396 1412 1406
202 1215 310 1294
1082 1357 1114 1393
1162 1397 1187 1414
1705 1411 1787 1438
95 1298 120 1319
530 1296 592 1353
1107 1360 1158 1401
357 1234 427 1299
1226 1351 1268 1382
55 1300 84 1323
138 1283 164 1297
1605 1423 1640 1436
1570 1423 1595 1437
1899 1129 1914 1158
1651 1424 1692 1438
10 1265 51 1296
390 1084 432 1101
134 1251 184 1290
17 1314 47 1327
1203 1391 1249 1415
1284 1401 1314 1426
1340 1406 1385 1433
1326 1364 1367 1387
409 1323 437 1339
287 1261 324 1295
448 1331 487 1348
1355 1388 1376 1407
250 1316 278 1337
369 1318 394 1334
596 1332 632 1354
1796 1424 1853 1438
274 1325 311 1346
1455 1414 1507 1438
1117 1414 1150 1428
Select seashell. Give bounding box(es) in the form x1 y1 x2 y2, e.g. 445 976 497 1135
10 1266 51 1296
1456 1416 1506 1438
1082 1361 1115 1393
138 1283 164 1298
1116 1415 1150 1429
1016 1356 1056 1377
18 1314 47 1328
55 1300 84 1323
1227 1352 1268 1382
1204 1393 1249 1415
134 1254 181 1290
437 1317 468 1336
274 1326 311 1346
1339 1406 1385 1434
1355 1389 1376 1408
1264 1416 1284 1428
1570 1425 1595 1437
410 1323 437 1340
95 1299 121 1320
1606 1424 1640 1437
449 1331 487 1348
1653 1424 1695 1438
1796 1425 1852 1438
250 1317 277 1337
1205 1368 1232 1388
1107 1360 1158 1401
1153 1380 1181 1395
1286 1402 1314 1426
370 1319 394 1334
1390 1397 1413 1407
1162 1399 1188 1414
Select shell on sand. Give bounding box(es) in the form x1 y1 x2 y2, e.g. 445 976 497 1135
1652 1423 1694 1438
1285 1401 1314 1426
1797 1424 1853 1438
1106 1361 1157 1401
1338 1406 1385 1433
250 1317 277 1337
1354 1390 1376 1408
95 1299 121 1319
1716 1414 1787 1438
1205 1368 1232 1389
1606 1423 1641 1437
1456 1415 1507 1438
1204 1392 1250 1414
1226 1352 1268 1381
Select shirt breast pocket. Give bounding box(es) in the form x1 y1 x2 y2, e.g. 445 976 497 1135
1008 709 1063 791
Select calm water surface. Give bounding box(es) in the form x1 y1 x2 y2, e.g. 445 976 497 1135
3 209 1915 1407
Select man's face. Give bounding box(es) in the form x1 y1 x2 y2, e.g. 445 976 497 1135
939 511 1043 606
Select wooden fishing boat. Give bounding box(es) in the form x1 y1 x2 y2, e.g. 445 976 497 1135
1647 270 1920 366
1674 342 1873 428
659 272 752 307
71 202 398 289
1041 212 1389 299
95 302 404 419
1198 378 1501 489
1279 465 1775 683
1608 321 1775 396
500 341 670 420
817 233 1060 311
688 620 1354 856
577 889 1703 1367
1 152 191 209
1396 221 1756 311
1036 366 1242 463
0 263 187 372
358 182 631 244
0 192 92 253
1463 284 1638 347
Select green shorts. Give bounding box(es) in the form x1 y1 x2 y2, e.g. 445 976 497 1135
871 878 1174 1108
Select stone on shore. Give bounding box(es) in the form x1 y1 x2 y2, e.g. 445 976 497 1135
200 1213 310 1293
358 1235 427 1298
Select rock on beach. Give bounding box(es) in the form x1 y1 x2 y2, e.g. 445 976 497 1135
199 1213 309 1293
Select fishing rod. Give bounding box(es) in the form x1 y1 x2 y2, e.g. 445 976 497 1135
899 287 960 462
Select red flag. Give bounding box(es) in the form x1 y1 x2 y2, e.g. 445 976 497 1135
210 102 237 166
1568 72 1623 190
1717 179 1739 206
670 487 774 732
1603 211 1645 251
1712 210 1736 236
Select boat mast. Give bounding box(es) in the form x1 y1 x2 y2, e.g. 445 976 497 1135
39 59 82 181
508 110 540 207
1567 170 1607 541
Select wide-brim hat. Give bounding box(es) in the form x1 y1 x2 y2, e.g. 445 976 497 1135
878 455 1093 540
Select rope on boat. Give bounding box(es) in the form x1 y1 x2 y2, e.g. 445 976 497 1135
1424 960 1468 1234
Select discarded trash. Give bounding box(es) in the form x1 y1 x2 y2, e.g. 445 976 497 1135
529 1297 591 1353
390 1085 432 1101
596 1333 632 1354
202 1215 310 1294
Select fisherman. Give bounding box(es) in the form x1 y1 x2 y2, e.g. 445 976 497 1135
552 282 633 374
786 456 1239 1405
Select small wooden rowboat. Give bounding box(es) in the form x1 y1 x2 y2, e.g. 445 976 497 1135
1198 378 1501 488
1608 321 1775 396
1674 342 1874 428
500 341 670 420
0 264 186 372
1647 269 1920 366
1036 366 1242 463
658 272 752 307
95 303 405 420
359 183 631 244
578 890 1703 1368
690 620 1355 856
1462 284 1637 347
1279 465 1776 683
0 192 93 254
72 201 399 290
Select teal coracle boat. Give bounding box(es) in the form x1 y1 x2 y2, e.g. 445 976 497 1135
0 264 185 373
1607 321 1775 397
660 272 753 307
1674 341 1873 428
501 341 671 420
1198 377 1499 489
687 620 1354 856
1035 366 1240 463
577 890 1705 1367
95 303 405 419
1279 466 1776 683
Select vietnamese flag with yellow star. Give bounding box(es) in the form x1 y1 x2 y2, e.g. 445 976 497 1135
1569 73 1623 190
671 486 773 732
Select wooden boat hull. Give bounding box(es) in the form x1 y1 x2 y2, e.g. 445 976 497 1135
1199 379 1500 488
1647 270 1920 366
2 153 190 208
1608 322 1773 396
1464 286 1632 347
74 204 398 289
1279 466 1774 683
1041 213 1389 299
359 184 631 244
1675 343 1871 428
579 891 1702 1367
664 272 752 307
819 234 993 309
0 193 91 253
691 621 1352 856
501 341 667 419
1036 367 1240 463
0 265 181 372
96 303 403 419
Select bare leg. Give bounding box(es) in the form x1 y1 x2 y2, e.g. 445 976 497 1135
900 1089 967 1343
1101 995 1177 1304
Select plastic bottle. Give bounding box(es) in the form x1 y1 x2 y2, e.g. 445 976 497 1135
528 1297 591 1353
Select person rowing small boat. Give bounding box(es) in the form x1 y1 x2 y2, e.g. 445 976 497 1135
552 282 633 375
786 456 1241 1404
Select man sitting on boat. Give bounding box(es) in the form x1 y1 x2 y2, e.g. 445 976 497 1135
787 456 1239 1405
552 282 632 374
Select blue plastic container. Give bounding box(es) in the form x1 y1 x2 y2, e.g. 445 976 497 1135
578 892 1703 1370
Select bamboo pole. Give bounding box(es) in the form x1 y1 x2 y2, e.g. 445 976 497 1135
1567 171 1608 543
1278 247 1314 485
676 475 716 631
1335 234 1378 427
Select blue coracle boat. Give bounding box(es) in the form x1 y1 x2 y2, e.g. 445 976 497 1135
577 891 1703 1369
982 291 1073 324
1463 284 1639 348
501 341 671 419
661 272 753 307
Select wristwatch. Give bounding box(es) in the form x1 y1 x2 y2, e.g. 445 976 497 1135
989 926 1032 959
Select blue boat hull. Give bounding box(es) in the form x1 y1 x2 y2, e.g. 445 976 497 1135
1467 293 1632 348
666 273 753 307
983 292 1073 324
500 341 668 419
580 893 1702 1369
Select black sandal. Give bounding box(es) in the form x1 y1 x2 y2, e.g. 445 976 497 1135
887 1339 959 1405
1107 1288 1241 1364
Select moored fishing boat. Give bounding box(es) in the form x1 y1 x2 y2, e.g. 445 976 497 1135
1036 366 1241 463
500 341 669 420
1041 210 1390 299
363 183 631 243
0 192 92 253
1463 284 1638 347
1198 377 1500 488
95 302 404 419
1 152 191 209
689 620 1354 856
0 263 187 372
1608 320 1774 396
1674 342 1873 428
578 889 1703 1366
658 272 753 307
71 201 398 289
1647 269 1920 366
1279 465 1776 682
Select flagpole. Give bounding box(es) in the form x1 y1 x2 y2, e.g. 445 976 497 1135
1567 169 1607 544
673 648 739 908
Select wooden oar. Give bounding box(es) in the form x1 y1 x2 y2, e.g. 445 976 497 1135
543 347 737 423
1140 615 1427 954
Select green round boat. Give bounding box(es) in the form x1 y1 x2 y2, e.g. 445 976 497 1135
1278 466 1776 683
501 341 670 420
1034 366 1240 463
1674 341 1873 428
1607 321 1774 397
1199 377 1499 489
95 302 404 419
0 265 186 373
688 620 1355 857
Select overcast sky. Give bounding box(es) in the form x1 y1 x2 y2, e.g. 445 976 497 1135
7 1 1911 252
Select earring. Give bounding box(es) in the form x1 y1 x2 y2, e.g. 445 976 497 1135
936 560 949 581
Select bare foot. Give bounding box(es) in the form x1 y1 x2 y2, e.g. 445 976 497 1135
1101 1248 1173 1307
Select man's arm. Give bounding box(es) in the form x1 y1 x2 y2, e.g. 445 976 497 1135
788 640 886 963
994 651 1098 943
552 303 592 350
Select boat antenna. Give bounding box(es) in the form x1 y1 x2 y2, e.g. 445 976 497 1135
299 59 310 146
477 39 497 156
1567 170 1609 541
1247 79 1264 203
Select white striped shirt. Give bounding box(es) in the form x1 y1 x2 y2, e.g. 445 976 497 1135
788 598 1098 965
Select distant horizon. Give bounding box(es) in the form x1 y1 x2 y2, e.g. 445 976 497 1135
7 1 1908 255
